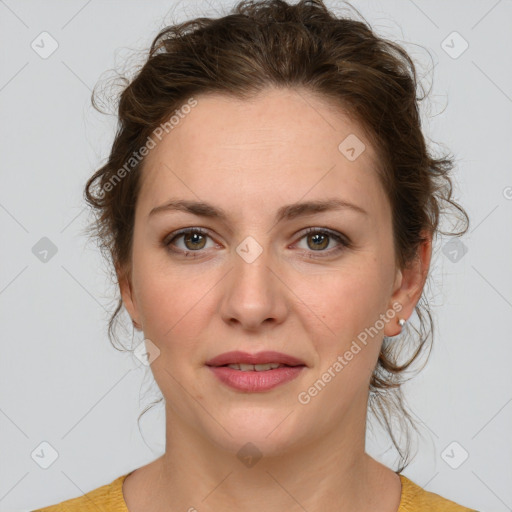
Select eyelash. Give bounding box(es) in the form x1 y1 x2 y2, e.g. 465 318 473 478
162 227 350 259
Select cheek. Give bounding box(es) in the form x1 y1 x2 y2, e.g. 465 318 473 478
292 261 386 343
293 268 387 409
131 231 391 361
132 258 217 357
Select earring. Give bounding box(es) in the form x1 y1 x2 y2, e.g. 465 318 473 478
398 318 406 328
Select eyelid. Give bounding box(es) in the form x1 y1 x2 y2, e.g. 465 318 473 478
292 227 350 254
163 227 216 251
295 226 349 244
163 226 210 245
163 226 350 257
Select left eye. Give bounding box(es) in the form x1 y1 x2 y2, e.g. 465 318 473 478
294 227 349 255
163 227 349 257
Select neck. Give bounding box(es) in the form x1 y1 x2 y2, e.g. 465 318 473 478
139 401 400 511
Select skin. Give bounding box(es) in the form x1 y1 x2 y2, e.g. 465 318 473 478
118 87 432 511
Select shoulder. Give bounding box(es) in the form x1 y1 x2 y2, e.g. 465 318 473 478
32 473 130 512
398 474 479 511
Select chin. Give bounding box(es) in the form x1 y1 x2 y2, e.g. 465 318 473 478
201 407 309 459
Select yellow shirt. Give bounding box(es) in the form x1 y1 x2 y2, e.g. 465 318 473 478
33 473 478 511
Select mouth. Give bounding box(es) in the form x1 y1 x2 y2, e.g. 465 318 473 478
205 351 307 392
205 350 307 368
220 362 299 371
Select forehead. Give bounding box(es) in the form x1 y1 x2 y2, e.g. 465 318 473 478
138 87 387 220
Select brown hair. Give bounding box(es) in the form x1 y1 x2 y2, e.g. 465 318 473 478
84 0 469 472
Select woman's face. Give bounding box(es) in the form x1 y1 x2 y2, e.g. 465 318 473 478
119 87 426 456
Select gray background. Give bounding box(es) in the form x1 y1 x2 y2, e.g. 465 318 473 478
1 0 511 510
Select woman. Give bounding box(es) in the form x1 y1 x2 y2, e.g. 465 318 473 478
34 0 477 510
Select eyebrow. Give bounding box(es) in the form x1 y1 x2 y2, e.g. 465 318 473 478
148 198 368 224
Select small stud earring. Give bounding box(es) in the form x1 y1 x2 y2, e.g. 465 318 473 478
398 318 406 327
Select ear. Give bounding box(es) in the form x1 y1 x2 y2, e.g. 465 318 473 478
384 231 432 337
116 263 142 330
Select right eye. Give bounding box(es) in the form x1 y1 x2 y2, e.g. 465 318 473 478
163 227 218 257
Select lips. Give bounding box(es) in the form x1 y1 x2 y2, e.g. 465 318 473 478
205 350 306 368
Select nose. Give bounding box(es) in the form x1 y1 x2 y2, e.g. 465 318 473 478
219 242 289 333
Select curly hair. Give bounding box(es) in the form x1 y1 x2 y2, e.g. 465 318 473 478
84 0 469 472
